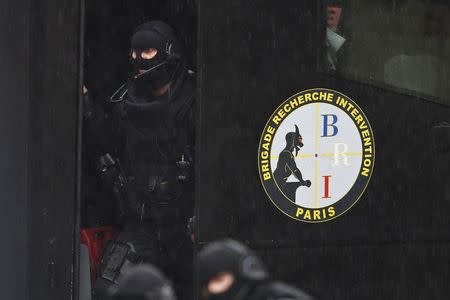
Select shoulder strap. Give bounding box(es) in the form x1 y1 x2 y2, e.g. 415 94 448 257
173 81 195 125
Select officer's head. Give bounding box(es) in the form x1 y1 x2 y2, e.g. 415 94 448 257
129 21 183 90
197 239 268 300
327 0 344 31
109 264 176 300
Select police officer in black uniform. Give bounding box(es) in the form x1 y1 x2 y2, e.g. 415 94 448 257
197 239 313 300
108 264 177 300
94 21 195 300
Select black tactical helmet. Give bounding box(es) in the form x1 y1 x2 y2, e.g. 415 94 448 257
109 264 176 300
197 239 268 300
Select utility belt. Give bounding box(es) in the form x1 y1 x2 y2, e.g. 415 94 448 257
125 175 192 225
97 153 193 225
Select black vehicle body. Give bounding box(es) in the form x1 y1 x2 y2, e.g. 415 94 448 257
1 0 449 299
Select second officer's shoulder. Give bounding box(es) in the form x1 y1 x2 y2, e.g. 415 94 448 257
252 281 314 300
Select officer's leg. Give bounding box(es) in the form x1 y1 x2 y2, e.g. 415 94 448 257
93 241 139 300
161 223 193 300
93 221 159 299
117 220 160 265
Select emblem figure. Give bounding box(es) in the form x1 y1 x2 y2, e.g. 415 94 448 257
273 125 311 202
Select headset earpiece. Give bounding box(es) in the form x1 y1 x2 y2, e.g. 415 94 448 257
165 41 178 60
147 25 180 61
240 256 268 281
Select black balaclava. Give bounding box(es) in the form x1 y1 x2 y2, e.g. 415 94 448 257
130 21 181 95
109 264 176 300
197 239 268 300
118 21 187 128
285 125 303 156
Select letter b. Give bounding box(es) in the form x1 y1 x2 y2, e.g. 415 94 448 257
321 114 338 137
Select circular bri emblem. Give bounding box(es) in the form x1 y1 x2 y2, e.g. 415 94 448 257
258 88 375 222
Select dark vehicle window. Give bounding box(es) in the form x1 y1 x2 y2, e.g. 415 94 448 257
326 0 449 105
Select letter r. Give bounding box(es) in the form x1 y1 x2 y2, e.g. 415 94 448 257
333 143 350 166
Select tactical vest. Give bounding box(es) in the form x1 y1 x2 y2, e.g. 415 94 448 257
112 75 195 224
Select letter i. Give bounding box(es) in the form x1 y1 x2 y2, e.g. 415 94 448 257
322 175 332 199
